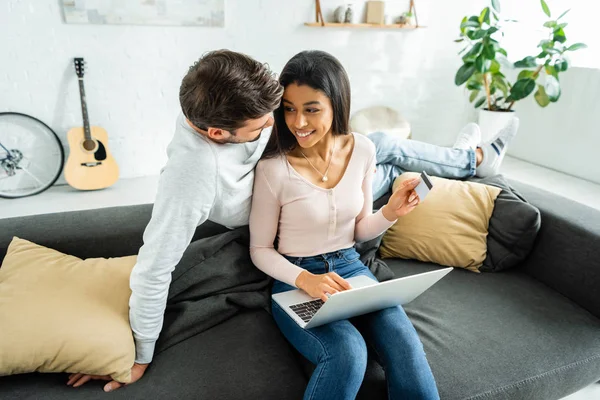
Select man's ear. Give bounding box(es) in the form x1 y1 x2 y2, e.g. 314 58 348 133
206 127 230 141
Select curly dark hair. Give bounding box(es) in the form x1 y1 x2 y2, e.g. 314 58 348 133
179 50 283 132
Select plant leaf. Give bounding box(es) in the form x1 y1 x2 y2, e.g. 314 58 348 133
498 48 508 56
545 65 559 79
469 90 479 102
514 56 538 68
483 43 496 59
538 39 552 48
492 75 509 97
479 7 490 25
474 97 487 108
509 78 536 101
553 28 566 43
540 0 551 17
490 59 501 73
487 27 499 35
567 42 588 51
534 85 551 107
518 70 535 80
492 0 501 12
546 47 561 55
455 38 465 43
461 20 481 29
475 56 492 72
543 20 557 28
559 58 569 71
557 9 570 20
463 42 483 61
467 29 487 40
455 63 477 86
545 75 561 101
467 79 483 91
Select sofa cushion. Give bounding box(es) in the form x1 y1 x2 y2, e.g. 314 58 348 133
379 173 501 272
472 175 542 272
0 310 307 400
385 259 600 399
0 204 229 263
0 237 136 382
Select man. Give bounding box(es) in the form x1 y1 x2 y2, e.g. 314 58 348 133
67 50 517 392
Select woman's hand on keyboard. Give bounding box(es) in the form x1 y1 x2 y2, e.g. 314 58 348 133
296 271 352 302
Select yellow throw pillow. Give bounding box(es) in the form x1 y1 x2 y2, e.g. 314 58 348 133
380 173 501 273
0 237 136 382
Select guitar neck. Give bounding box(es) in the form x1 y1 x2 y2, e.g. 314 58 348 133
77 78 92 140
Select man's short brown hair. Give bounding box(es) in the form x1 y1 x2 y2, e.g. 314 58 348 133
179 50 283 132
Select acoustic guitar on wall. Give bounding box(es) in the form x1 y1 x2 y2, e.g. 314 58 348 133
65 57 119 190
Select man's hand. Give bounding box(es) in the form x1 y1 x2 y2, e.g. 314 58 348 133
67 363 149 392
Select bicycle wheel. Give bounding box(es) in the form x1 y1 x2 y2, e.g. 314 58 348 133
0 112 65 198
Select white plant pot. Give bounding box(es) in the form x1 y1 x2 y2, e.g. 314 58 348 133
478 109 517 143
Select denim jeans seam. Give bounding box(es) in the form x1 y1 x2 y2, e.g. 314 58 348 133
377 152 469 170
271 301 331 400
468 148 476 176
362 341 394 400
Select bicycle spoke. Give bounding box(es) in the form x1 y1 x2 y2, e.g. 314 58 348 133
18 166 45 187
21 155 59 175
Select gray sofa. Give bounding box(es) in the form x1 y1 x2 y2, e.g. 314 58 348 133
1 181 599 400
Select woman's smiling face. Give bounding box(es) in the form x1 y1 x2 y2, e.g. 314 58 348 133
282 83 334 149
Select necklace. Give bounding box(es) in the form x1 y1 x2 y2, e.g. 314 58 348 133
299 136 336 182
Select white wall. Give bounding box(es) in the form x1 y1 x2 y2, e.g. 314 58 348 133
508 67 600 184
0 0 598 183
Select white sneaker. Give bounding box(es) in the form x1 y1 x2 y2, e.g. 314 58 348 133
453 123 482 150
476 117 520 178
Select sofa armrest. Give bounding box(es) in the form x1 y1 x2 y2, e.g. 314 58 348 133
511 181 600 320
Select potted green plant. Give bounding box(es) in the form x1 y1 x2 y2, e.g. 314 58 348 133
454 0 587 141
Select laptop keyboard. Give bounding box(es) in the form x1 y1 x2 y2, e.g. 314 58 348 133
290 299 324 323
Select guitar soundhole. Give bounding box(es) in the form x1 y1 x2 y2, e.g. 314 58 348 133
82 139 96 151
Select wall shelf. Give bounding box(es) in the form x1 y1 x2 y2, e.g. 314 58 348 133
304 23 423 29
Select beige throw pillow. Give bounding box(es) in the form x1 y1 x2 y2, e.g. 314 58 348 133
380 173 501 272
0 237 136 382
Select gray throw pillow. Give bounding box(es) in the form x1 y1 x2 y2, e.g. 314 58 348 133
469 175 541 272
356 233 395 282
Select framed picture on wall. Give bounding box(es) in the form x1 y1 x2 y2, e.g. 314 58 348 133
61 0 225 27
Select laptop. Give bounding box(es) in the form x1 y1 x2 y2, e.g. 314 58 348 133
272 267 453 329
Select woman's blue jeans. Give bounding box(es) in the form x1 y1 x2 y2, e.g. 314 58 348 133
271 247 440 400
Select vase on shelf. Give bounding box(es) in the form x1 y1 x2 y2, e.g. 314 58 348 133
333 5 346 23
344 4 354 23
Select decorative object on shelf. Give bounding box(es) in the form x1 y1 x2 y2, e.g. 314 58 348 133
401 11 413 25
454 0 587 141
315 0 325 26
333 4 347 23
344 3 354 23
306 0 423 29
366 1 385 25
397 15 408 25
407 0 419 27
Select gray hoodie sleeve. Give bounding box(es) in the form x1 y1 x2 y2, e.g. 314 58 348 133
129 151 216 364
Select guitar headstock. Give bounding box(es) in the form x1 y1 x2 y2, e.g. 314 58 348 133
74 57 85 78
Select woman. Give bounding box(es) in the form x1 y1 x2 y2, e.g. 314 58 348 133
249 50 439 399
